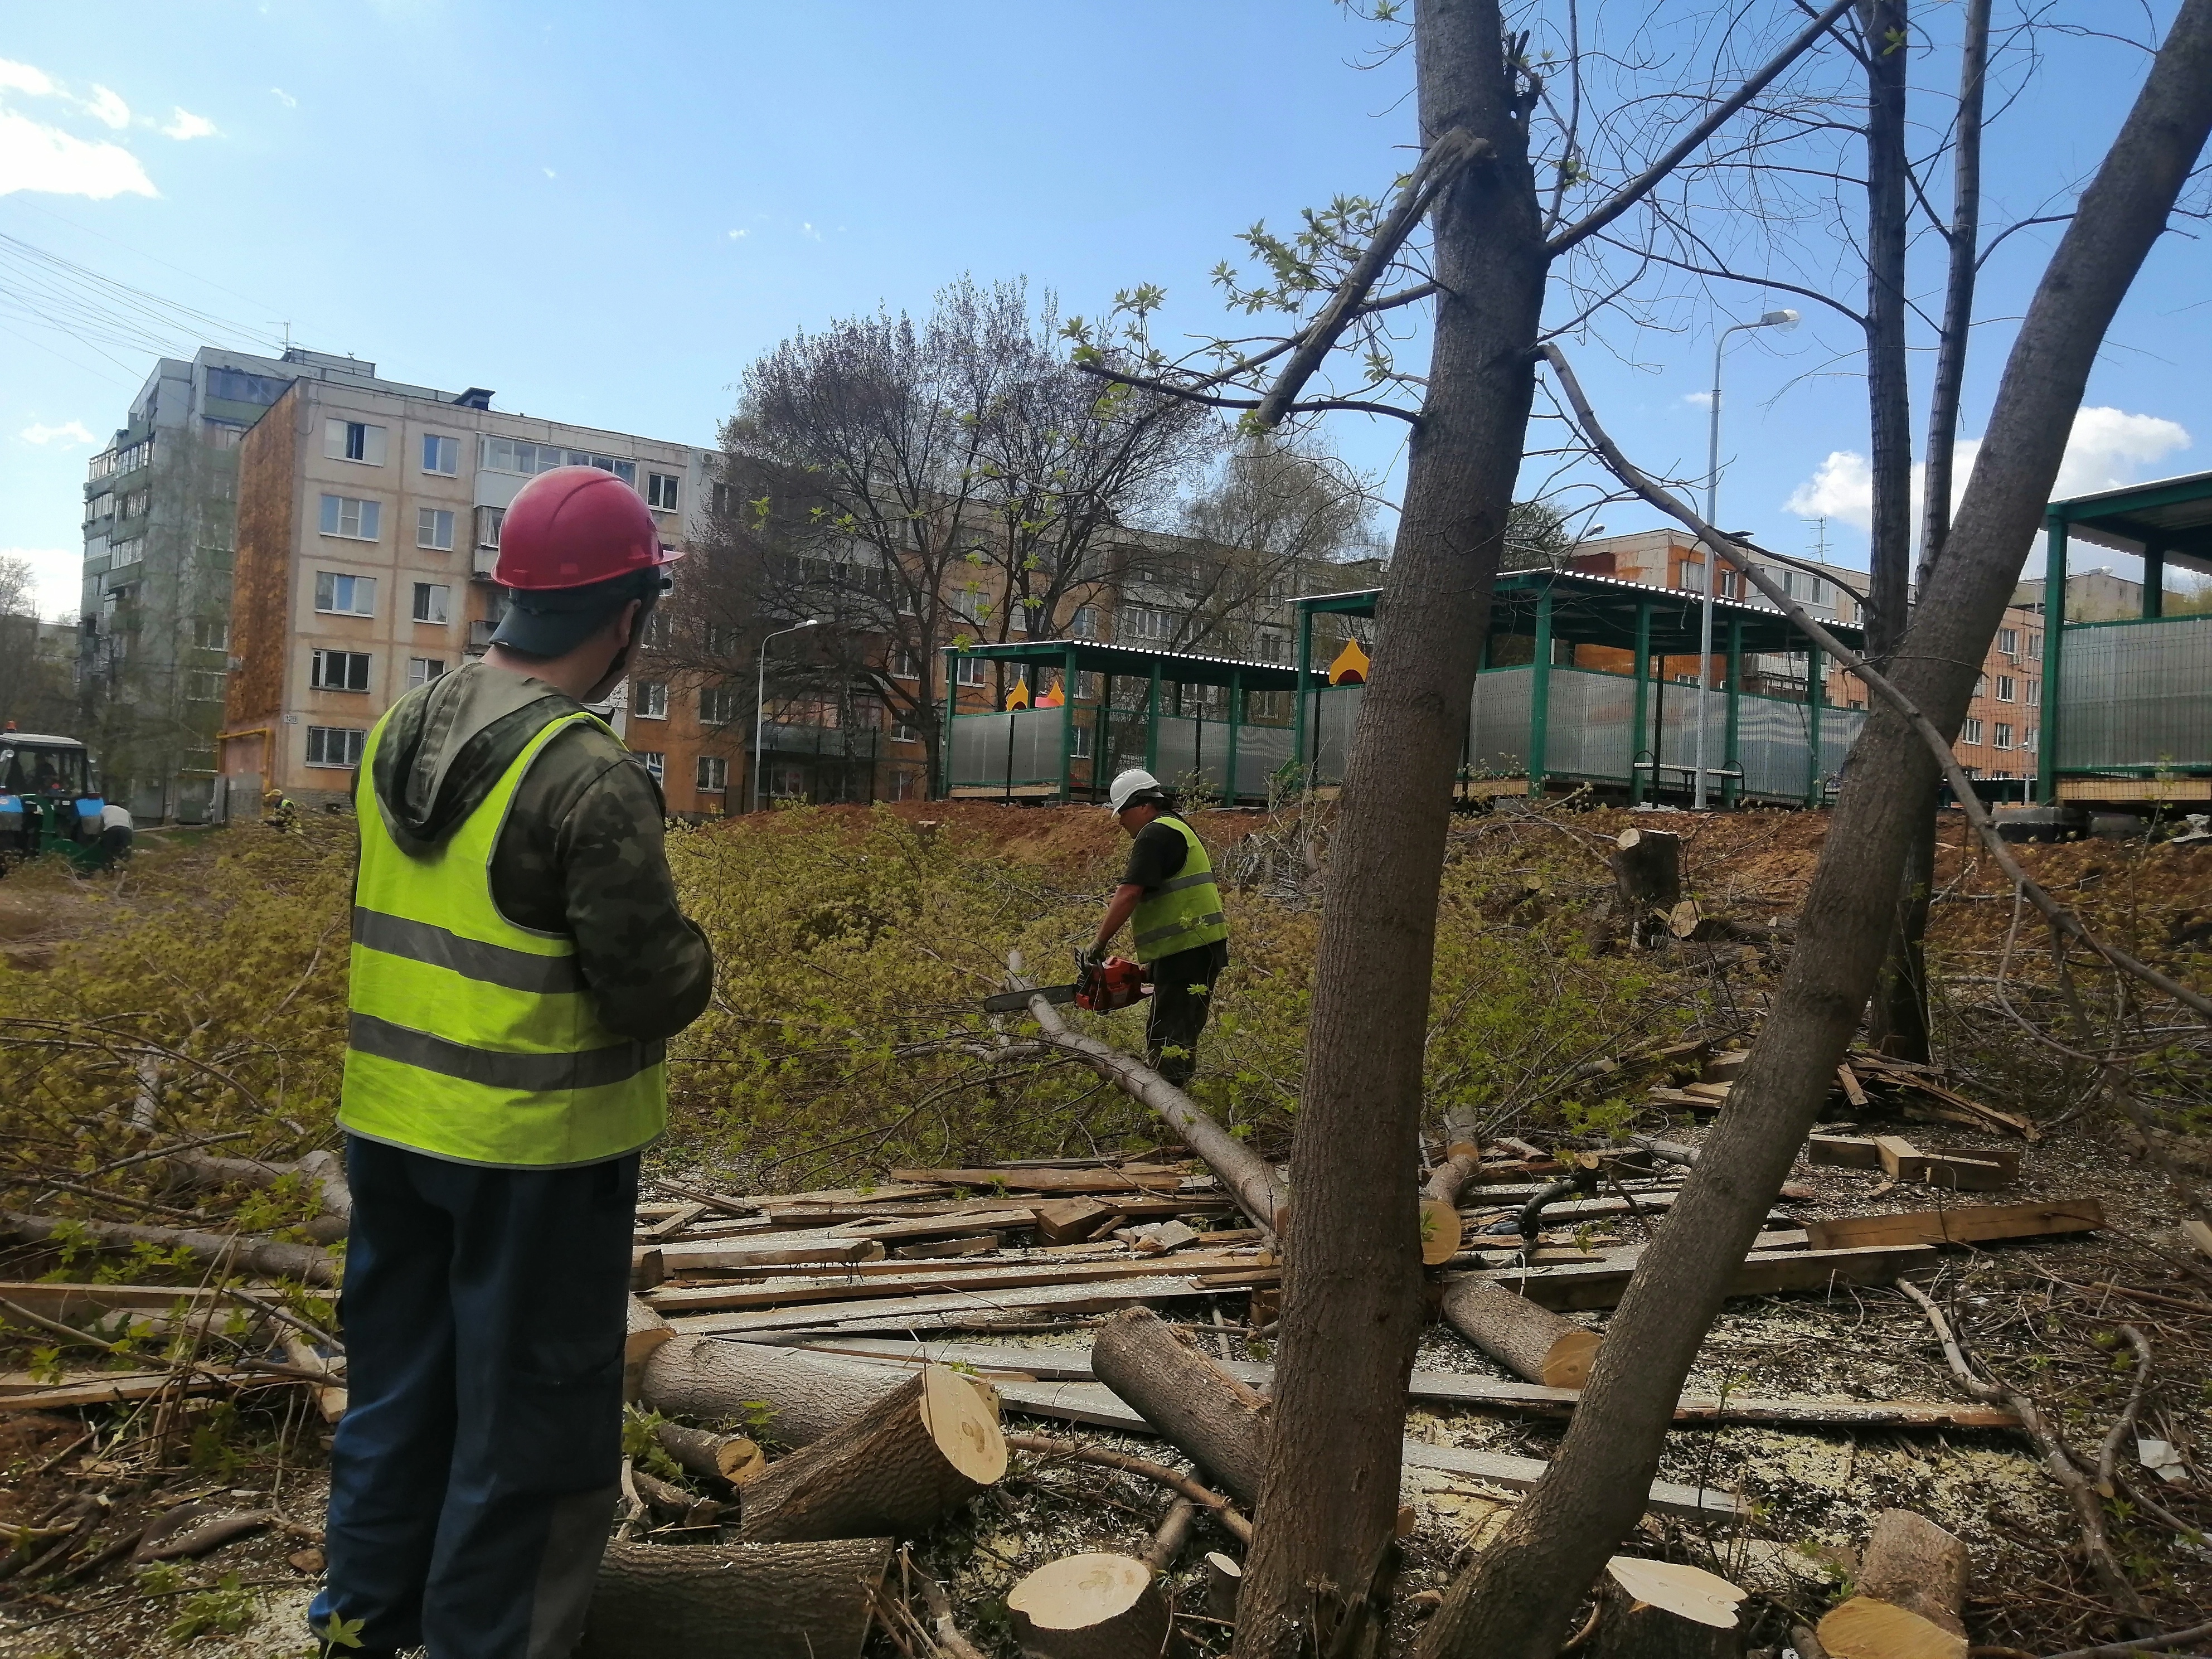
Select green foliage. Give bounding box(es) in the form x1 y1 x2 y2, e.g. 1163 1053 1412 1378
620 1405 686 1482
164 1570 258 1641
187 1400 245 1479
134 1561 189 1596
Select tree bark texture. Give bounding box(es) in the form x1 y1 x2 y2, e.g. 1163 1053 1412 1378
1591 1575 1743 1659
1233 4 1549 1655
1008 1553 1173 1659
0 1209 335 1286
1093 1305 1271 1507
639 1335 908 1447
578 1537 890 1659
1416 11 2212 1656
1917 0 1991 584
1423 1112 1485 1205
738 1365 1006 1542
1439 1278 1600 1388
655 1420 765 1486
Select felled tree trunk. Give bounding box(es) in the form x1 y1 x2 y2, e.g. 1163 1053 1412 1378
1439 1278 1599 1388
624 1299 672 1404
1092 1306 1270 1507
1009 1553 1173 1659
639 1336 908 1447
161 1149 351 1243
1815 1511 1968 1659
0 1209 334 1286
579 1537 891 1659
656 1420 765 1486
738 1366 1006 1542
1424 1113 1484 1205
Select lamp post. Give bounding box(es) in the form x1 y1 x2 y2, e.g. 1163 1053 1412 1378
753 618 822 812
1695 308 1798 809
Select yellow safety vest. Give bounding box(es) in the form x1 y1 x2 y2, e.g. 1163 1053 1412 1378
341 705 666 1167
1131 815 1228 965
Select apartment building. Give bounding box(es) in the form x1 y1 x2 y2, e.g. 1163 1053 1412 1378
79 347 458 822
221 376 712 813
1823 606 2045 785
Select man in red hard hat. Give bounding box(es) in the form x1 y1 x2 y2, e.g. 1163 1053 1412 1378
313 466 713 1658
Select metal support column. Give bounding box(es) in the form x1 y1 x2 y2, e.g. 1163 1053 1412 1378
1723 618 1744 807
1059 647 1076 803
2144 545 2165 618
1097 672 1113 795
1145 661 1161 774
1529 588 1553 797
1630 601 1651 803
1806 644 1825 806
1292 605 1315 778
1225 669 1242 804
2037 513 2066 802
939 652 958 799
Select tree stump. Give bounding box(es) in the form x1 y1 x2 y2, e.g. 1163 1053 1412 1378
1610 828 1683 947
1419 1198 1465 1265
1439 1277 1601 1387
1092 1305 1270 1506
578 1537 890 1659
1008 1553 1172 1659
640 1335 909 1446
738 1366 1006 1542
1590 1564 1744 1659
1815 1511 1969 1659
1204 1551 1243 1623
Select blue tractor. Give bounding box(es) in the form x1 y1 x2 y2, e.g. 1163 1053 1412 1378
0 726 128 872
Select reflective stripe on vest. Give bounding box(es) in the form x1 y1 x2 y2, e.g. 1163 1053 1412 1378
340 703 667 1168
1130 816 1229 964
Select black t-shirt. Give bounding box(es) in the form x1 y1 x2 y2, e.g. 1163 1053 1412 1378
1122 816 1191 890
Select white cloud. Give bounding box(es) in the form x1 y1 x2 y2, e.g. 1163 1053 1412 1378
84 85 128 128
21 420 95 447
1681 390 1713 410
2 546 85 622
270 87 297 108
160 107 217 140
801 220 820 240
727 227 746 239
1781 406 2193 535
542 166 556 178
0 109 156 199
0 59 58 98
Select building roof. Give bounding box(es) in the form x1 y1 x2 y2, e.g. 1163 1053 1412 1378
2049 470 2212 574
944 637 1310 691
1292 566 1866 656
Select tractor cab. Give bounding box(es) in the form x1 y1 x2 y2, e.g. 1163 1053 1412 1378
0 728 113 869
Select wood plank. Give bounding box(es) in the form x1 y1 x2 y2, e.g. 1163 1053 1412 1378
1808 1134 1883 1169
636 1201 709 1243
0 1366 273 1413
1462 1192 1687 1226
647 1251 1273 1312
889 1167 1189 1195
829 1207 1037 1244
1461 1244 1938 1312
1453 1179 1682 1205
0 1282 226 1323
664 1271 1279 1336
1804 1198 2103 1252
659 1236 887 1273
1835 1065 1869 1108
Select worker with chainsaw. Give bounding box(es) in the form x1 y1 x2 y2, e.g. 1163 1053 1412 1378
313 467 712 1659
1089 768 1229 1086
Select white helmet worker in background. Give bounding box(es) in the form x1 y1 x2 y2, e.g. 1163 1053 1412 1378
1090 769 1230 1086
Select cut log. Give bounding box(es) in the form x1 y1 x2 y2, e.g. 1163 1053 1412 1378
159 1149 351 1244
624 1298 673 1403
1420 1198 1465 1265
1629 1136 1699 1170
1804 1199 2102 1253
0 1210 333 1287
1139 1497 1197 1575
1810 1135 1883 1169
578 1537 890 1659
1461 1243 1937 1312
1594 1559 1745 1659
639 1336 910 1447
1205 1551 1243 1622
1814 1510 1968 1659
1033 1198 1120 1245
644 1250 1274 1314
669 1269 1281 1338
895 1235 1002 1260
1090 1306 1270 1507
1007 1553 1172 1659
1424 1113 1485 1206
656 1420 765 1486
1440 1278 1599 1387
632 1247 664 1292
737 1366 1006 1542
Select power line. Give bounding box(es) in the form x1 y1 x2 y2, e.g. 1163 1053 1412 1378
0 232 284 370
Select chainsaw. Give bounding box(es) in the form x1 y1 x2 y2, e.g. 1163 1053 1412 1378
982 952 1147 1015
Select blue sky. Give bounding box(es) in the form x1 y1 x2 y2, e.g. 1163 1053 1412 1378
4 1 2206 619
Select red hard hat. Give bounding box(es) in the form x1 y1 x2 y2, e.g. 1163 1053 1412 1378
492 466 682 590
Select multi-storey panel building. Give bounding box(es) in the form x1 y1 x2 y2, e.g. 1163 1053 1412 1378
221 374 712 813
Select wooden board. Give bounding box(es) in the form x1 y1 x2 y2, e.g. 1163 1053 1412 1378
0 1282 227 1323
646 1251 1274 1314
1809 1134 1883 1170
0 1365 282 1413
1459 1244 1938 1312
890 1168 1190 1195
831 1207 1037 1244
660 1237 886 1273
1804 1199 2103 1253
665 1269 1282 1337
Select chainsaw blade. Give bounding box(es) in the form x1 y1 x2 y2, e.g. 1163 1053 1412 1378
981 984 1079 1014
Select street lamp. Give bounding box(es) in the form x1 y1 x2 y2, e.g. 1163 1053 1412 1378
1694 308 1798 809
753 618 822 812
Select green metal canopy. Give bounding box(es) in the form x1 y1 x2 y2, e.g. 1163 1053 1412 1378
945 637 1313 691
2048 469 2212 577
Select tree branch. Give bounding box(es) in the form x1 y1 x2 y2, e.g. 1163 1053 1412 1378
1548 0 1859 257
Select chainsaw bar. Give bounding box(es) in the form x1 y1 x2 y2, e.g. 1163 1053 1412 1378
981 984 1079 1014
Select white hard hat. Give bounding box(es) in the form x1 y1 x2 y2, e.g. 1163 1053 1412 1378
1107 768 1162 813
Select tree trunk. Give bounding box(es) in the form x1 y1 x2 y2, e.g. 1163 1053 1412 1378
0 1209 334 1286
624 1298 672 1403
1439 1278 1600 1388
579 1537 891 1659
1423 1112 1484 1205
1815 1510 1969 1659
655 1420 765 1486
1093 1306 1271 1507
737 1365 1006 1542
1415 10 2212 1655
1009 1554 1173 1659
1917 0 1991 588
1591 1575 1742 1659
1609 829 1681 946
1234 4 1550 1656
159 1149 351 1244
639 1335 909 1447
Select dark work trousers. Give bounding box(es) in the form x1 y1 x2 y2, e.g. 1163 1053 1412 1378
310 1136 637 1659
1146 942 1226 1087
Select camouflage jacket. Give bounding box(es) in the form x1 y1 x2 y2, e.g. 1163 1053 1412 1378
367 662 714 1042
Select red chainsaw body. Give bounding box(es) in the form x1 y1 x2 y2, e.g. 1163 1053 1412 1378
1077 955 1147 1012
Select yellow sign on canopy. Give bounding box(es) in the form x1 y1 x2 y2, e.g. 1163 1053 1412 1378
1004 677 1031 710
1327 637 1371 686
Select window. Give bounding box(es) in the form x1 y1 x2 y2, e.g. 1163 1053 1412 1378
704 623 740 655
1974 674 1988 698
700 685 738 724
634 681 668 719
696 755 729 792
306 726 366 768
1120 605 1173 643
888 768 919 802
892 648 920 679
1997 627 2019 656
120 488 151 520
1995 675 2016 702
2026 630 2041 658
186 670 226 701
318 494 381 541
2026 677 2040 705
1071 722 1093 759
955 655 986 687
1716 569 1740 598
324 419 388 465
311 649 372 691
315 572 377 615
479 435 637 485
411 583 451 624
1993 722 2014 750
408 657 447 687
475 506 505 549
114 436 153 475
1677 560 1705 592
110 537 145 570
421 433 460 476
710 481 732 516
632 750 665 783
639 609 670 648
2024 726 2038 752
891 719 919 744
193 617 229 651
1258 629 1286 663
208 367 286 406
1961 717 1984 745
648 472 681 512
413 507 455 551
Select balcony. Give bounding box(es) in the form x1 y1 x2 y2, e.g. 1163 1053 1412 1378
472 545 499 580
